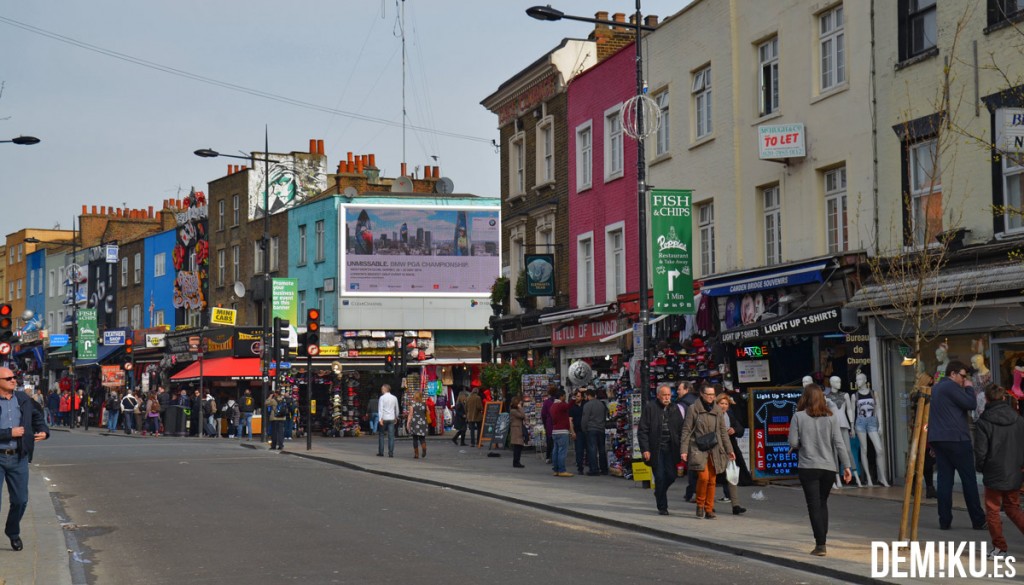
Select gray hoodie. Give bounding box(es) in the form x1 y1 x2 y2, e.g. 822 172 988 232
788 410 851 472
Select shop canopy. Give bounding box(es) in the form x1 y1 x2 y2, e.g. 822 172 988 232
170 357 263 382
701 258 835 297
73 344 122 367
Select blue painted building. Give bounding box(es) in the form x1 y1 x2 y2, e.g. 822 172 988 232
24 249 46 333
287 195 342 325
144 228 177 329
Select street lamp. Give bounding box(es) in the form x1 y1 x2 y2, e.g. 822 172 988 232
1 136 41 145
527 3 656 400
195 131 273 443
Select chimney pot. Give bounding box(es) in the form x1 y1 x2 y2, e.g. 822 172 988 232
401 162 408 177
227 164 233 175
368 153 376 168
317 139 324 155
309 139 316 154
82 205 88 214
433 165 440 178
347 151 354 164
645 15 658 27
613 12 625 22
356 157 364 174
148 206 154 218
92 205 98 214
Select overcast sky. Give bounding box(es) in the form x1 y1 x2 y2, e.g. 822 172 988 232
0 0 685 239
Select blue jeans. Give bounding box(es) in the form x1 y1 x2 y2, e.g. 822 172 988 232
586 430 608 474
123 412 135 433
1 452 30 538
378 421 396 456
284 418 293 439
106 411 119 431
932 440 986 528
370 413 380 434
552 433 569 473
574 431 588 472
239 412 253 440
652 448 678 512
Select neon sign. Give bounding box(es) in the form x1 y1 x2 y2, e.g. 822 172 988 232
736 345 770 358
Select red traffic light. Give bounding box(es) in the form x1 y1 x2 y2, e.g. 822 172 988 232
0 304 11 316
125 337 134 354
307 309 320 332
0 304 11 330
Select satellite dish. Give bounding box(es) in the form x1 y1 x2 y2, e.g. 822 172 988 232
391 176 413 193
567 360 594 387
434 176 455 194
233 281 246 298
343 186 358 197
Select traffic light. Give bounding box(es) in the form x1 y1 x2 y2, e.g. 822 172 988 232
124 336 134 356
384 353 395 373
274 317 290 360
305 309 320 354
0 304 11 342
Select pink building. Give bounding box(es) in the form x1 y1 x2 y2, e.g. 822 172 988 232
567 41 638 310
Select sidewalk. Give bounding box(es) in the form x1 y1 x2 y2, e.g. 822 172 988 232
269 433 1020 585
0 456 74 585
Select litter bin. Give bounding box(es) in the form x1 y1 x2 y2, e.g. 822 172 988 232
165 405 189 437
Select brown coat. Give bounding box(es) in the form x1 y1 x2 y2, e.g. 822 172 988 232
509 406 526 446
681 399 734 472
465 393 483 423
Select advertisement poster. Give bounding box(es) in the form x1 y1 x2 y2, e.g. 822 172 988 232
342 205 500 296
271 278 298 325
650 189 695 314
101 365 125 387
749 387 802 480
77 308 98 361
525 253 555 297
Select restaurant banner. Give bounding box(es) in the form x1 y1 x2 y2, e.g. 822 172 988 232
650 189 695 314
77 308 98 360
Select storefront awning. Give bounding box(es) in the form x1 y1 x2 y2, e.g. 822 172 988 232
719 306 842 344
847 261 1024 312
76 345 123 367
170 357 263 382
702 259 835 297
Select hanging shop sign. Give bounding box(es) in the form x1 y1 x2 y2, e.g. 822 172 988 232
650 189 695 314
525 254 555 297
720 307 841 344
552 318 619 347
749 387 802 480
77 308 98 361
210 308 237 326
758 123 806 159
103 329 127 346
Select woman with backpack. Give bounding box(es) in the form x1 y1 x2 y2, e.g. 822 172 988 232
105 391 121 431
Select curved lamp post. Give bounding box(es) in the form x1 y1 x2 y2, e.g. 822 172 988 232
1 136 41 145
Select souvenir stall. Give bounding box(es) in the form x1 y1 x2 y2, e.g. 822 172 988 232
520 373 557 449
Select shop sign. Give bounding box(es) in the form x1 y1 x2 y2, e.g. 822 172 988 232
758 123 805 159
503 325 551 344
210 308 237 326
736 345 770 358
997 108 1024 161
318 345 340 357
720 307 840 343
104 244 119 264
525 254 555 297
750 387 802 480
650 189 695 314
346 347 395 357
737 360 770 383
271 278 299 325
846 332 871 383
233 328 263 358
101 365 124 387
22 330 44 344
552 318 619 347
103 330 127 346
77 308 98 361
49 334 70 347
145 333 166 348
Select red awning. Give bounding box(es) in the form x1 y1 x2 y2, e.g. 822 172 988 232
170 357 263 382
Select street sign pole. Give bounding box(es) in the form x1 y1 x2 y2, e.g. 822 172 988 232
306 352 313 451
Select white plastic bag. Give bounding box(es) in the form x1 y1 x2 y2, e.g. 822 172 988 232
726 460 740 485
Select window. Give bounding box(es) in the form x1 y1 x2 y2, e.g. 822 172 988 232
900 0 937 61
698 202 715 276
576 121 593 191
577 234 595 307
298 290 306 319
6 282 11 301
232 194 240 226
121 258 128 287
298 225 308 265
1003 113 1024 232
218 200 225 231
154 252 166 277
693 66 713 139
17 244 22 262
605 224 626 301
232 245 240 282
48 312 54 330
48 270 55 298
537 120 555 184
17 278 23 299
655 91 671 156
131 304 141 330
58 266 65 296
154 310 165 327
820 6 845 91
8 248 12 265
759 37 779 116
254 241 265 274
763 186 782 265
510 132 526 196
909 139 943 246
28 270 34 297
38 268 43 297
270 236 280 272
316 288 325 315
217 249 226 286
315 220 325 262
604 105 624 180
134 253 142 284
989 0 1024 26
119 308 128 328
825 167 849 253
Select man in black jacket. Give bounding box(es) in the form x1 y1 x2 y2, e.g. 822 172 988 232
0 367 50 551
974 384 1024 558
638 383 684 515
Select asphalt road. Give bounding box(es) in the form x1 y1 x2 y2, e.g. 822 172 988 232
38 432 841 585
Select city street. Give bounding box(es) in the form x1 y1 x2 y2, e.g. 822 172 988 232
28 431 836 585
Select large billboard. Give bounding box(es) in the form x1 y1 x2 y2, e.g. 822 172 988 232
340 204 500 297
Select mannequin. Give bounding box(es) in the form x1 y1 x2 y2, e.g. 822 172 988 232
971 354 991 418
933 343 950 384
849 372 889 487
826 375 861 487
1011 359 1024 400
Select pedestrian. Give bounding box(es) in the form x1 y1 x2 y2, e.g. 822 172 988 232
377 384 399 457
681 383 735 520
973 384 1024 559
568 389 587 474
104 391 120 432
681 381 701 502
465 387 483 447
715 393 747 515
450 390 468 446
58 390 71 427
788 383 853 557
266 389 286 450
222 398 240 438
144 392 161 436
928 361 987 530
540 386 556 463
638 383 685 515
238 389 255 440
509 395 526 468
190 389 203 437
202 391 217 437
549 388 574 477
581 388 609 476
0 367 50 552
406 390 429 459
367 392 380 435
156 386 170 434
45 390 59 427
133 391 145 434
120 390 138 435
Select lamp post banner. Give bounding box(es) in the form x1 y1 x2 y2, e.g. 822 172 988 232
271 278 299 324
650 189 695 315
77 307 98 360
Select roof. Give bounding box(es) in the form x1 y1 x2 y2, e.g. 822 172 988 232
848 261 1024 311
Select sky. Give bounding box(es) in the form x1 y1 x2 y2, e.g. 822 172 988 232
0 0 686 239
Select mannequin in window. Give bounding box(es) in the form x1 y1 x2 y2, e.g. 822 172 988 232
827 375 861 487
971 354 991 419
849 372 889 487
1011 358 1024 400
933 343 950 384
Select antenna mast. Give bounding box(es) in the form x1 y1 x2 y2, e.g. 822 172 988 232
401 0 407 172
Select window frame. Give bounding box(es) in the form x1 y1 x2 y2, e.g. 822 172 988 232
217 248 226 286
315 220 326 262
232 245 240 282
232 194 240 226
298 225 308 266
604 222 626 302
154 252 166 278
698 202 716 276
1001 125 1024 233
576 232 595 307
693 65 713 139
269 236 280 272
908 138 943 247
758 37 780 116
899 0 938 62
819 5 846 92
133 253 142 284
218 199 225 231
988 0 1024 28
763 185 783 265
121 257 128 287
604 103 624 181
576 121 593 191
509 130 526 197
655 90 671 157
824 166 849 253
536 116 555 185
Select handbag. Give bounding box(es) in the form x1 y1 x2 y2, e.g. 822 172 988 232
695 430 718 452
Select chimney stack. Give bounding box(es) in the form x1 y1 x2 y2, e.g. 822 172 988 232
317 139 324 155
401 162 408 177
309 139 316 154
